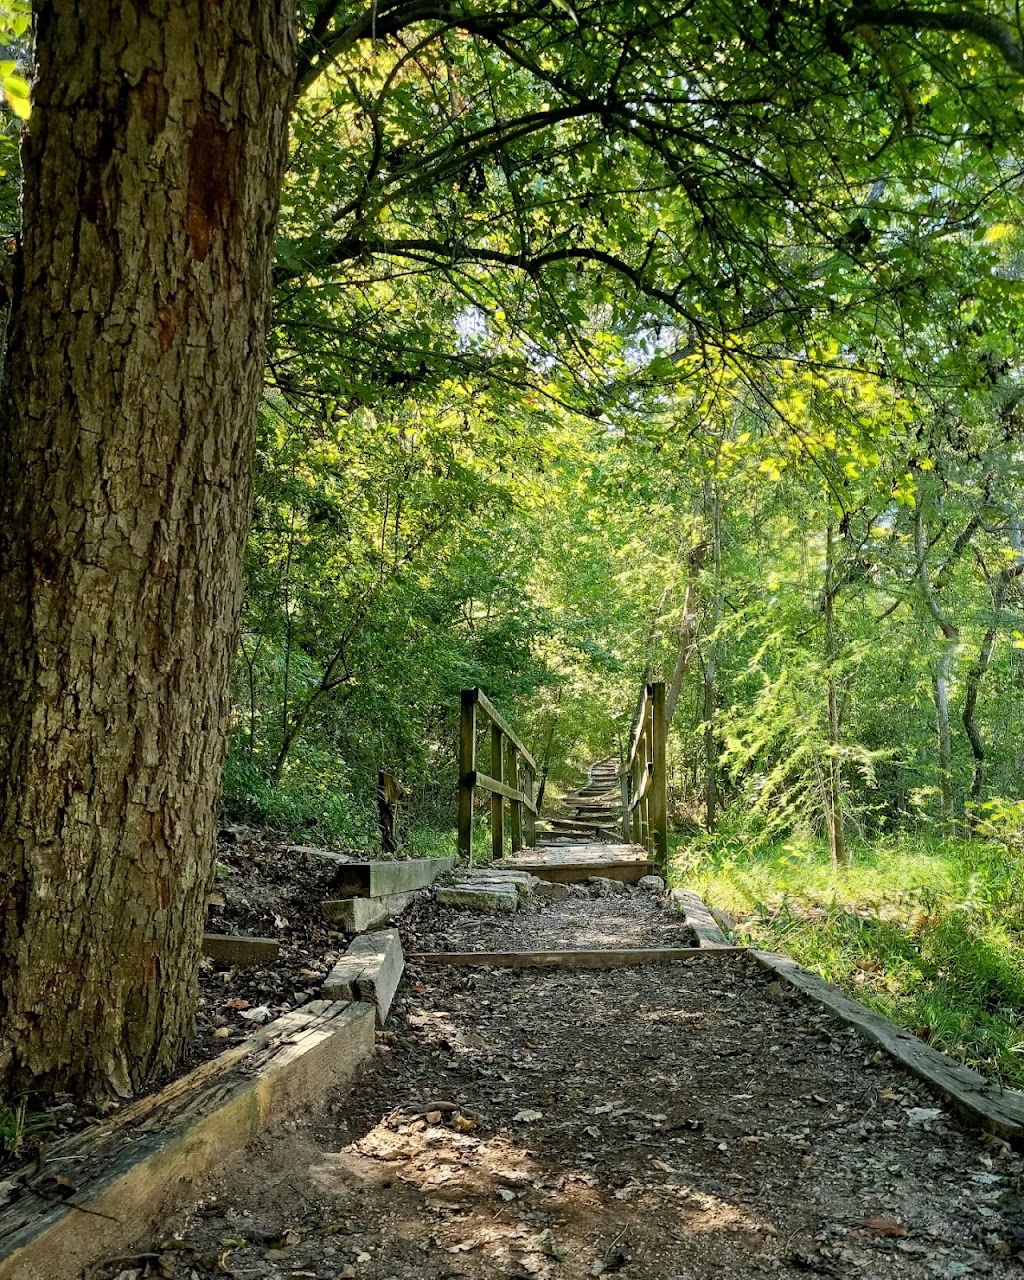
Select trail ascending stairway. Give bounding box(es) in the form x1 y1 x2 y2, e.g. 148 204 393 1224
503 758 658 883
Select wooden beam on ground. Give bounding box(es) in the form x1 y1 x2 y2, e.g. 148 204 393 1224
675 887 1024 1145
750 948 1024 1145
409 946 746 969
497 857 655 884
0 1002 374 1280
668 888 734 948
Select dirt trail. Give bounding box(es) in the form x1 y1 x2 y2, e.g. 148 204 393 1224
154 890 1024 1280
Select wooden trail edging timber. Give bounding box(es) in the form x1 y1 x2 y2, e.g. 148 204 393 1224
410 946 747 969
323 855 456 932
671 889 1024 1146
0 1001 375 1280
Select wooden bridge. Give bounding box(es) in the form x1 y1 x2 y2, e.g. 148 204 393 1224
456 681 668 884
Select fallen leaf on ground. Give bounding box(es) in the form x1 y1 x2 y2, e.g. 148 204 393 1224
862 1217 907 1238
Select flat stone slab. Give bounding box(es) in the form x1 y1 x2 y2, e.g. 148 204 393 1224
535 880 570 901
202 932 280 967
331 856 456 899
436 885 518 913
324 889 417 933
322 928 404 1024
465 869 539 901
0 1000 374 1280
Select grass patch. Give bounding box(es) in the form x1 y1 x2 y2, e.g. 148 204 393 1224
670 825 1024 1088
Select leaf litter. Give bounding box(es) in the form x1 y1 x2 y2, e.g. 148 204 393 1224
123 884 1024 1280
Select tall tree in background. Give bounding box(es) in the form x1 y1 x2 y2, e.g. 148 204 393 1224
0 3 295 1096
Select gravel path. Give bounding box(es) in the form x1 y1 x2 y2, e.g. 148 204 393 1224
145 887 1024 1280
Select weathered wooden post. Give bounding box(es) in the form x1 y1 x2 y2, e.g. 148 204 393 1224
620 769 631 842
377 770 405 854
506 738 523 852
642 694 654 848
458 689 476 863
524 763 537 847
491 720 505 862
650 681 668 873
631 747 643 845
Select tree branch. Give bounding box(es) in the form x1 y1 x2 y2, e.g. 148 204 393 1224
850 6 1024 74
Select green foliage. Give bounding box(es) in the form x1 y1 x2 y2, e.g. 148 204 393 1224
679 825 1024 1086
0 2 30 120
0 1100 52 1156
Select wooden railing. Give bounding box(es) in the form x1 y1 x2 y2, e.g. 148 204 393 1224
458 688 538 863
620 680 668 870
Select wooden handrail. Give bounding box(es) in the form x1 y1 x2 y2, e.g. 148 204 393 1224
474 688 537 772
458 689 538 863
619 681 667 871
469 770 539 814
622 684 652 778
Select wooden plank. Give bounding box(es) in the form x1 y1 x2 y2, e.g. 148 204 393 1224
409 947 745 969
496 858 655 884
674 888 1024 1145
668 888 734 948
472 687 537 771
751 948 1024 1144
201 933 280 967
628 763 652 811
469 770 538 813
458 688 476 862
0 1002 374 1280
330 856 456 899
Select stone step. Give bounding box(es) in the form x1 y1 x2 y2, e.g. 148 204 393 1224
436 884 519 913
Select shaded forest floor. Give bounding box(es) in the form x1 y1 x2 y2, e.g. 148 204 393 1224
138 890 1024 1280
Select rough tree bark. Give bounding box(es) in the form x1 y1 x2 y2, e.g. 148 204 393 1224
0 2 296 1096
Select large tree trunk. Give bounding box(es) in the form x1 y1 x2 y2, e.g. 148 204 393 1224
963 523 1024 804
0 2 295 1097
